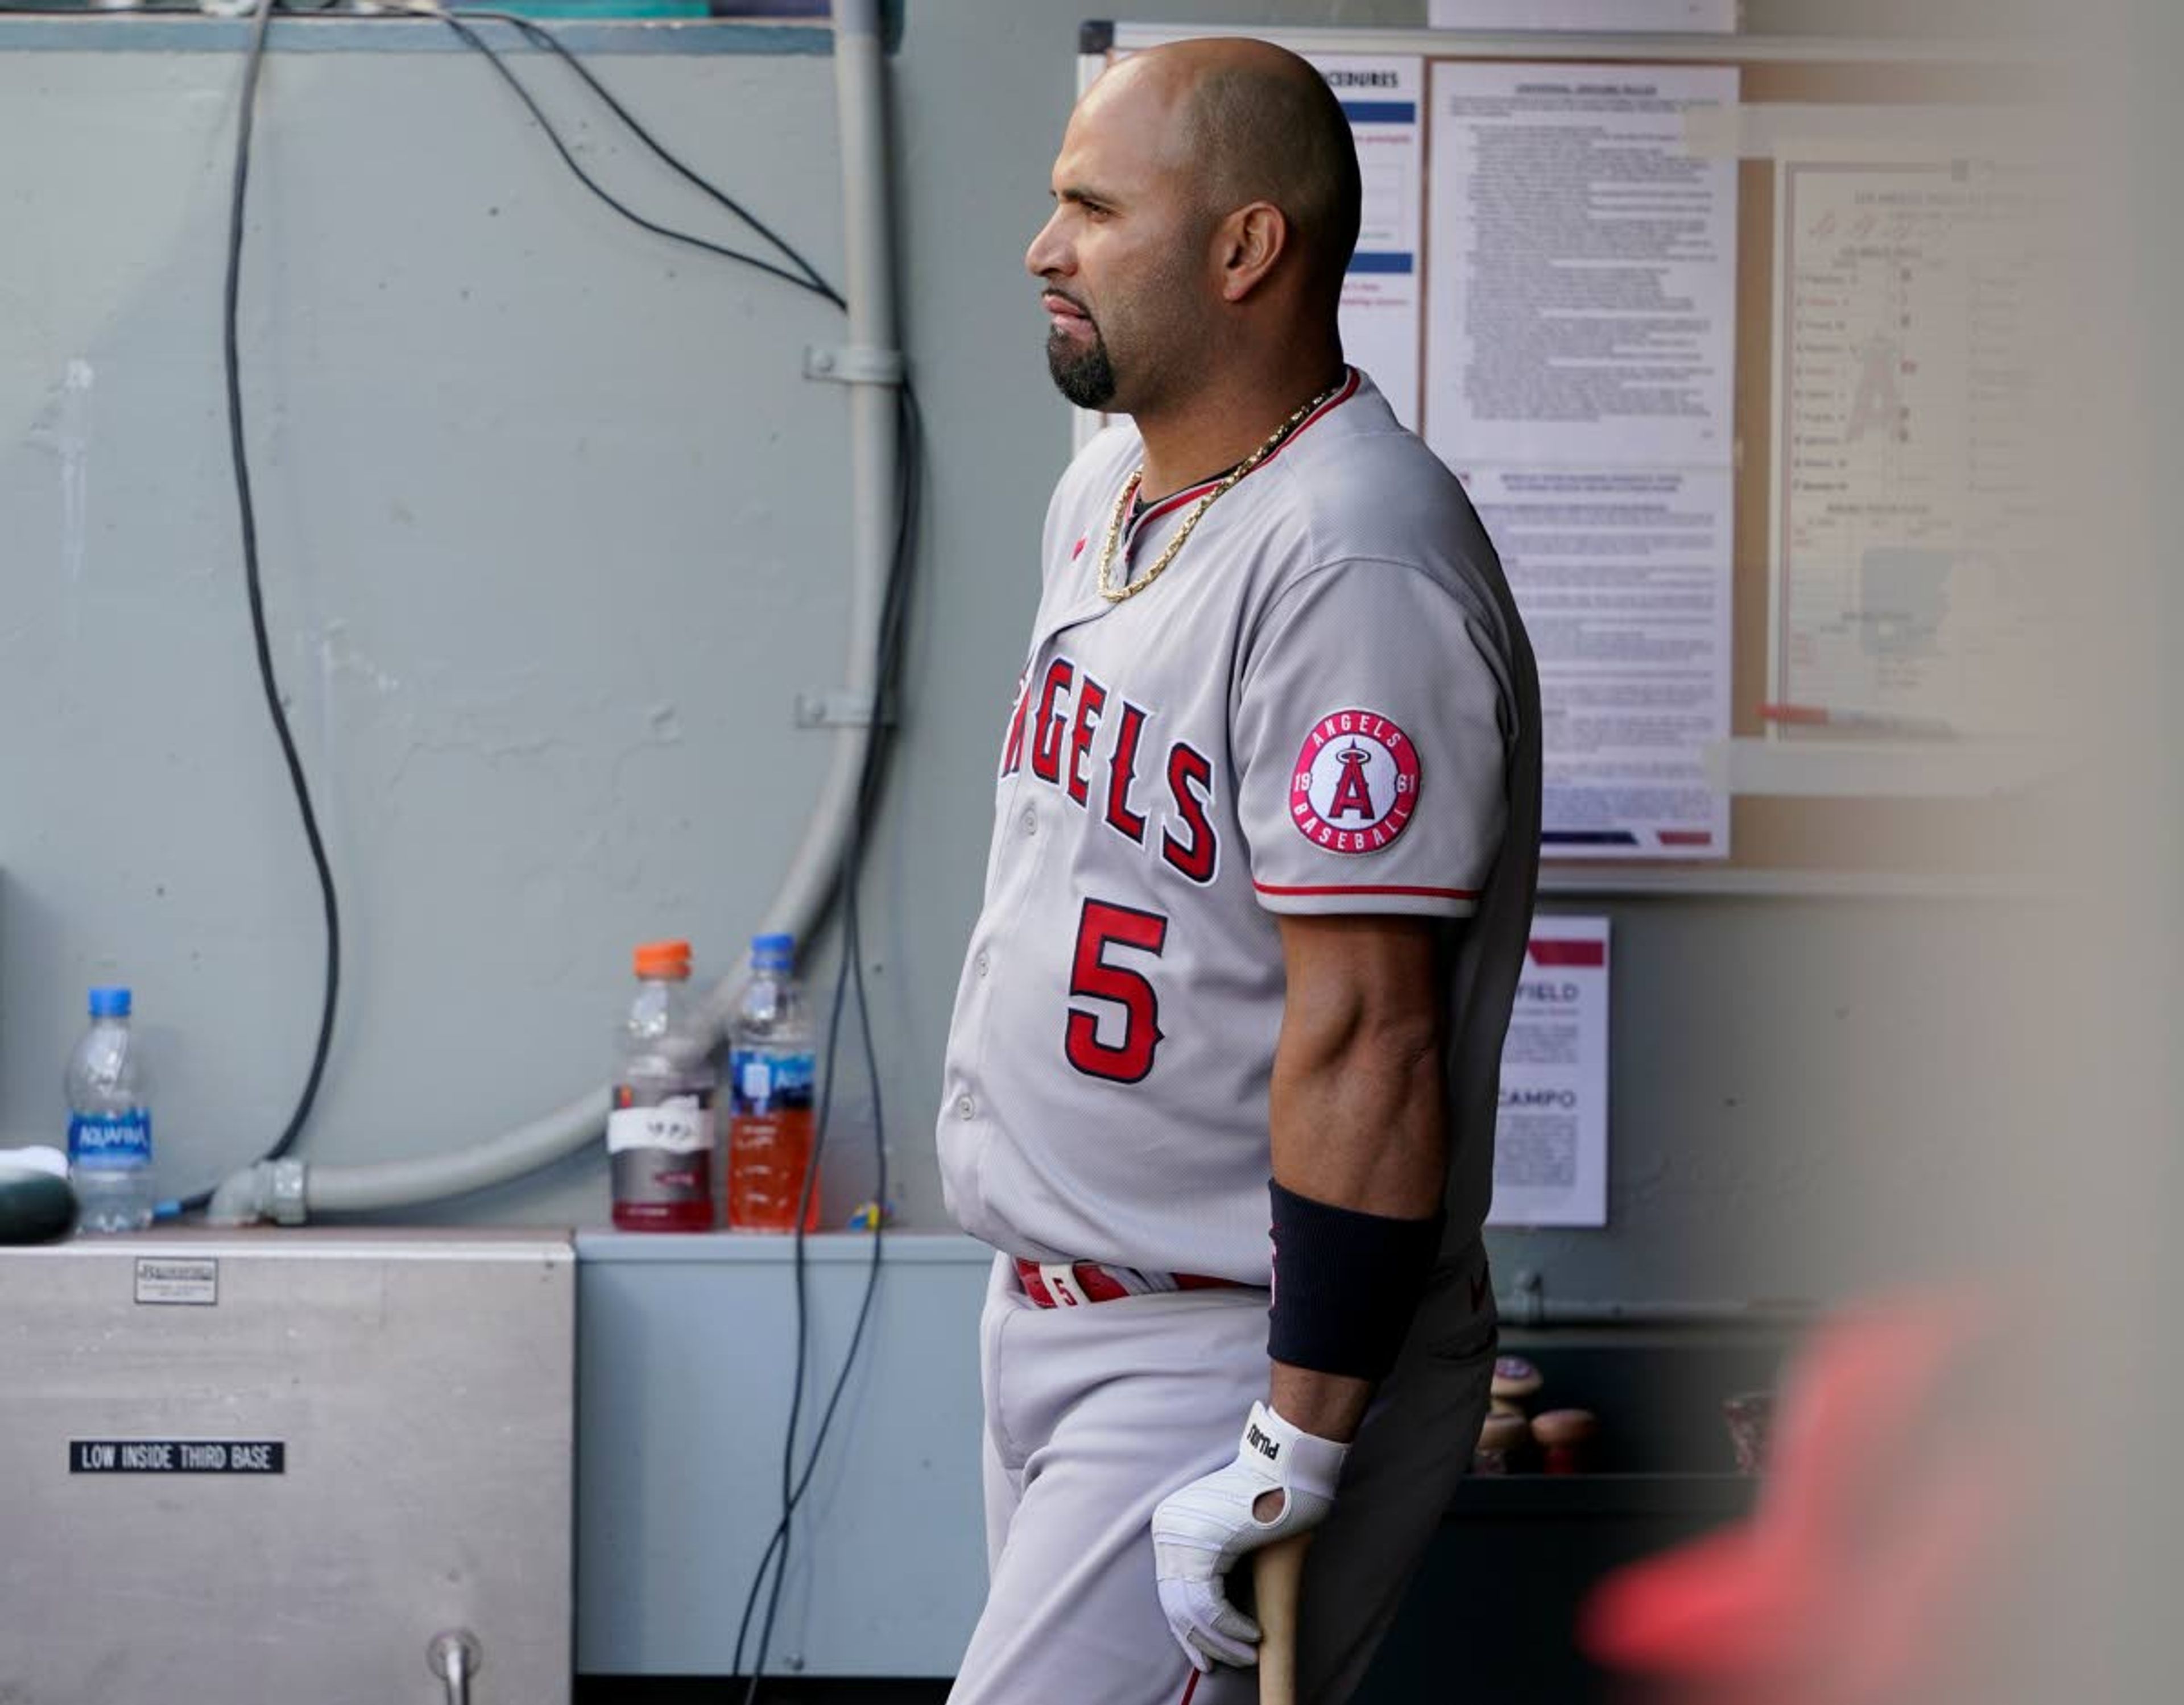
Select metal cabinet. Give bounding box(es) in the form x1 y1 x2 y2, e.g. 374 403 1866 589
0 1228 575 1705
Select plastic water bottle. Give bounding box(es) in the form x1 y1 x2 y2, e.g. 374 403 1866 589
66 986 154 1234
727 933 820 1232
607 940 718 1232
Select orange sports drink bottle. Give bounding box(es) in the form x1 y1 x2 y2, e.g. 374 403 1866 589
726 933 821 1232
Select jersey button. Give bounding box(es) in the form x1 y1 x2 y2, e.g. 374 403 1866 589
974 952 990 978
1020 808 1037 835
956 1094 976 1120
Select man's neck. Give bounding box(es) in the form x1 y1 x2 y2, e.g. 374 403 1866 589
1133 353 1347 502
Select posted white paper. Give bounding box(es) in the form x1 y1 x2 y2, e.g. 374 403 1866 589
1488 916 1611 1229
1429 0 1736 29
1426 62 1740 856
1459 465 1733 856
1769 159 2063 734
1425 62 1738 469
1310 55 1428 429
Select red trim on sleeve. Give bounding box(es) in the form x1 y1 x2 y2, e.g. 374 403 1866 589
1254 880 1480 900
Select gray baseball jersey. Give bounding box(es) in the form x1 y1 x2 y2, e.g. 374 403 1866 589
938 369 1542 1284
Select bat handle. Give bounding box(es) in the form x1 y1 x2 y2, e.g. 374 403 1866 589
1254 1530 1312 1705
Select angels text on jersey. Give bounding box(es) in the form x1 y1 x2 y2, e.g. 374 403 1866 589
999 651 1218 887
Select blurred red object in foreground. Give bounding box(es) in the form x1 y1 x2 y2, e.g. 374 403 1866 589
1580 1289 2032 1705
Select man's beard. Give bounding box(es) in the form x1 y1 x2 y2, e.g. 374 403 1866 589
1046 322 1116 410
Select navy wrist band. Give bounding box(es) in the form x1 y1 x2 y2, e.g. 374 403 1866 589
1267 1178 1442 1381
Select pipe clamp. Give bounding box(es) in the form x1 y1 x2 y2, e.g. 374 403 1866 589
804 344 905 387
795 690 892 729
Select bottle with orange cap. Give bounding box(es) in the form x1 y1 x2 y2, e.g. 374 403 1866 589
607 939 719 1232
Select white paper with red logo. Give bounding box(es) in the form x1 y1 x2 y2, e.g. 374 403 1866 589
1235 559 1513 918
1487 915 1610 1227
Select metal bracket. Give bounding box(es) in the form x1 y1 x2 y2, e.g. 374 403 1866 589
803 344 905 387
795 690 892 730
268 1158 308 1226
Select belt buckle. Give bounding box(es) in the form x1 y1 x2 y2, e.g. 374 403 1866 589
1039 1261 1090 1307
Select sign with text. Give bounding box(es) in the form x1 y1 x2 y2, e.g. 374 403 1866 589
71 1440 285 1475
1488 916 1611 1227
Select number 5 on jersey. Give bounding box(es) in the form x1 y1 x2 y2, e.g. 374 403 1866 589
1066 899 1169 1083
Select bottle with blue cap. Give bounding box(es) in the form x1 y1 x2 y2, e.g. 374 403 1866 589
726 933 818 1232
65 986 154 1234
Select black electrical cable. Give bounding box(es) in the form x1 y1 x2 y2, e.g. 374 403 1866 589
734 384 921 1689
734 380 921 1696
387 10 924 1673
173 11 922 1674
166 0 853 1215
175 0 344 1215
762 390 920 1671
392 6 844 308
307 53 910 1652
733 388 923 1691
734 880 857 1698
436 6 843 309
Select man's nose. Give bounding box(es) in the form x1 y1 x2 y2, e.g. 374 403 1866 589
1025 209 1070 280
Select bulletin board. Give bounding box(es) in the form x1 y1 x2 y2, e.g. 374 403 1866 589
1076 24 2061 892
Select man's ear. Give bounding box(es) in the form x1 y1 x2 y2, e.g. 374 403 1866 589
1217 201 1290 303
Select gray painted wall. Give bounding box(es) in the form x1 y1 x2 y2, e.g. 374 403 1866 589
0 3 2046 1307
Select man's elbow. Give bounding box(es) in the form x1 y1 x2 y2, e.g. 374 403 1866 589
1283 993 1444 1083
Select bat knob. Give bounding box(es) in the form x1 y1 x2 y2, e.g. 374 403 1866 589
1531 1407 1599 1474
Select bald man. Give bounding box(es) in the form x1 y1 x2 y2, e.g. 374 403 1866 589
937 39 1541 1704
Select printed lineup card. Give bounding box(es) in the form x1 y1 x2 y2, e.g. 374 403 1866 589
1769 158 2065 736
1488 916 1610 1228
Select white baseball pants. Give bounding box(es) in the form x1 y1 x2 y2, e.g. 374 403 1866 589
949 1245 1496 1705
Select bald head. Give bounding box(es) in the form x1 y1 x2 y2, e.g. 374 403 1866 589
1119 39 1362 309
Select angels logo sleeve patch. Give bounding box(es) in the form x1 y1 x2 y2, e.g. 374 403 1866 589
1236 560 1517 918
1289 709 1421 854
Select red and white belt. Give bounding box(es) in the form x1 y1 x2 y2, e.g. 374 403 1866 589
1014 1256 1253 1309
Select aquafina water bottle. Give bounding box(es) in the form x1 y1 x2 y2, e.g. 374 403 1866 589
65 986 154 1234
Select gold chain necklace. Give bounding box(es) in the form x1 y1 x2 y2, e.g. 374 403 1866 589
1095 375 1346 605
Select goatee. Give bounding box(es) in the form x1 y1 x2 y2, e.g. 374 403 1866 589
1046 326 1116 411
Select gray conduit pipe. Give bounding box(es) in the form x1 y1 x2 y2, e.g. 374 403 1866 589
209 0 901 1224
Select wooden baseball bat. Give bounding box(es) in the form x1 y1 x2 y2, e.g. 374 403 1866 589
1255 1532 1312 1705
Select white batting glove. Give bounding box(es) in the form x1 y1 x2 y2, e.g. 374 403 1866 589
1149 1401 1349 1673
